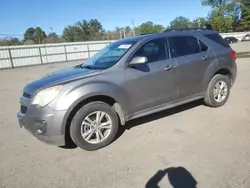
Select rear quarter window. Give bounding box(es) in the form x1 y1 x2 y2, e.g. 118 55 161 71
204 33 230 48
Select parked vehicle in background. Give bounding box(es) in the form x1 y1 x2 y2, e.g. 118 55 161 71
224 37 238 44
242 34 250 41
17 28 237 151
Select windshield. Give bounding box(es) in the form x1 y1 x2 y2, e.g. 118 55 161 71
80 40 137 69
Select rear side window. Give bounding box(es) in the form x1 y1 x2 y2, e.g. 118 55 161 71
169 36 200 57
204 33 229 48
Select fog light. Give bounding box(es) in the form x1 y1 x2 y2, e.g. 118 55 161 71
36 129 43 135
35 120 47 135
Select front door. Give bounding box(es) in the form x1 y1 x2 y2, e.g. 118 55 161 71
125 38 178 115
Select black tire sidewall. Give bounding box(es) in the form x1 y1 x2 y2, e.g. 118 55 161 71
70 102 119 151
207 75 231 107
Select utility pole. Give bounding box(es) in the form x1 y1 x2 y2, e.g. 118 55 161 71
123 29 126 38
198 19 201 28
49 27 54 42
49 27 53 33
119 30 122 39
131 20 135 36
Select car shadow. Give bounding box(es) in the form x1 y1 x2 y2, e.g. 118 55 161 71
145 167 197 188
116 100 203 140
128 100 202 129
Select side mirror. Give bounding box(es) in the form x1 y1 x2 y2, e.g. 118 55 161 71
129 56 148 66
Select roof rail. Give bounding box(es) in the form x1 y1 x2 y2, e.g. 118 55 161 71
163 27 212 32
137 32 156 35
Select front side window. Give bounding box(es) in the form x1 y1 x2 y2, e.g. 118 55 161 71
169 36 200 58
133 38 168 63
80 40 137 69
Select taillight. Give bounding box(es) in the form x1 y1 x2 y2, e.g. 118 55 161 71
230 49 236 61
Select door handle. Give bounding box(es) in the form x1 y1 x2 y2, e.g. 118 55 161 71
201 55 209 60
164 65 176 71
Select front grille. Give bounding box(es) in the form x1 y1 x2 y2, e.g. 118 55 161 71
23 92 31 98
20 105 27 114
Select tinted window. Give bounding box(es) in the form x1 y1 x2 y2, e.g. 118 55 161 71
199 40 208 52
133 38 168 63
204 33 229 48
169 36 200 57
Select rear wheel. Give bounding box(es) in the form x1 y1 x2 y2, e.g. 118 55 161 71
204 74 231 107
70 101 119 151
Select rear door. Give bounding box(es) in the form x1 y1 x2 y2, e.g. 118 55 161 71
168 35 216 99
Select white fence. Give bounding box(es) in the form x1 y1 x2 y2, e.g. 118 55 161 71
0 41 112 69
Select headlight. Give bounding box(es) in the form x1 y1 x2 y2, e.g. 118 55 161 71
32 85 63 107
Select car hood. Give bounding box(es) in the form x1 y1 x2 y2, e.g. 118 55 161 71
23 67 102 95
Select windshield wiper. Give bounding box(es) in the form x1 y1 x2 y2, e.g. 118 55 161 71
81 65 95 69
80 65 104 70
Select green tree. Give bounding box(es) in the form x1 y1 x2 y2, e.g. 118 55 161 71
88 19 103 33
35 27 46 44
125 26 132 36
88 19 104 40
202 0 229 8
47 32 58 38
138 21 165 33
24 27 46 43
62 26 80 42
207 10 233 32
0 37 22 46
169 16 192 29
76 19 104 40
201 0 240 32
62 19 104 42
201 0 238 15
44 32 60 43
10 37 21 45
240 0 250 30
24 27 36 41
192 17 208 27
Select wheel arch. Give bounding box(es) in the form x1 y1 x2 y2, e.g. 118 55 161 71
213 68 233 85
203 63 233 94
62 95 126 146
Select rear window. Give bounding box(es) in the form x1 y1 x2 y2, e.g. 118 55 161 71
204 33 230 48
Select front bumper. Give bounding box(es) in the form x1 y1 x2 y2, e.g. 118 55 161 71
17 105 67 146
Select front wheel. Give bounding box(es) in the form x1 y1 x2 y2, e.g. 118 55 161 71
204 74 231 107
70 101 119 151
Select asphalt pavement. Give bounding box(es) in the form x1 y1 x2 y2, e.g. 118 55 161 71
0 59 250 188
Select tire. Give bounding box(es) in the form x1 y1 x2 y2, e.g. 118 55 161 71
70 101 119 151
204 74 231 108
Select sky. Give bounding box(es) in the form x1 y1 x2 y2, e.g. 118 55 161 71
0 0 210 37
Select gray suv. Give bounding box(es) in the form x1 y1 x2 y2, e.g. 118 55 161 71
17 28 237 151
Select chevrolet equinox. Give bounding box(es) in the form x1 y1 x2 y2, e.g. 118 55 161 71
18 28 237 151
